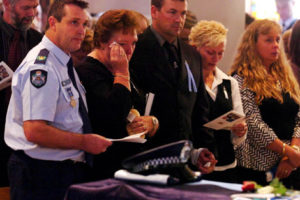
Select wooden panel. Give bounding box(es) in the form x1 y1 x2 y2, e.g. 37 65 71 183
0 187 10 200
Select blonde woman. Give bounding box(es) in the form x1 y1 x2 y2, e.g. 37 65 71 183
230 19 300 188
189 20 247 183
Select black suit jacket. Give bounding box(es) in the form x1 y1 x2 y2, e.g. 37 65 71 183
130 27 210 149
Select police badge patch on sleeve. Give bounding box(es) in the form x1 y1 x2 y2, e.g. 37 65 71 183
30 70 47 88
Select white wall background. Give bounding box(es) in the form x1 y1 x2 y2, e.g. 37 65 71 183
86 0 151 18
86 0 245 73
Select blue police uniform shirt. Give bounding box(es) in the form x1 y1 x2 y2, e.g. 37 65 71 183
4 36 87 162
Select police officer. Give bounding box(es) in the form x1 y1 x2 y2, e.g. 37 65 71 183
4 1 112 200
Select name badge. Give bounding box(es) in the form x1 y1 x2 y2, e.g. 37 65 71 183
61 79 71 86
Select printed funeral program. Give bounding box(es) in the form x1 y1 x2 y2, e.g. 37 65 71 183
203 110 245 130
0 61 13 91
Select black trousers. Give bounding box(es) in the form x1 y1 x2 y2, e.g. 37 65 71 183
8 151 91 200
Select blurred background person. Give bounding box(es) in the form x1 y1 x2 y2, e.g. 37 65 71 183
132 10 149 35
179 10 197 43
245 13 255 29
71 28 94 67
289 20 300 86
189 20 246 183
282 28 292 58
230 19 300 189
0 0 42 187
275 0 297 32
76 9 159 180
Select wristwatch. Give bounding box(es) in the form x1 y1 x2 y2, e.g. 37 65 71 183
152 117 158 128
149 117 159 136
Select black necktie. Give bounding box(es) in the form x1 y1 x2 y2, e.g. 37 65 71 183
164 42 180 79
164 41 180 69
67 58 93 166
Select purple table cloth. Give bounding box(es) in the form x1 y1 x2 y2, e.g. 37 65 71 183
64 178 239 200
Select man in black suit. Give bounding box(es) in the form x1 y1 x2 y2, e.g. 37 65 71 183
130 0 215 173
0 0 42 186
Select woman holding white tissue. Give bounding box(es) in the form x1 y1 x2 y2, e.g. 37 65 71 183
189 20 247 183
76 9 159 180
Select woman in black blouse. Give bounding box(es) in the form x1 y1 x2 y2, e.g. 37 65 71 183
230 19 300 189
76 10 158 180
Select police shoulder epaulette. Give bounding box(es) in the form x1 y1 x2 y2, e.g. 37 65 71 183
34 48 49 64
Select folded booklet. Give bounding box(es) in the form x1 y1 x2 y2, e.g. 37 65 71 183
108 132 147 143
0 61 13 91
114 169 180 185
203 110 245 130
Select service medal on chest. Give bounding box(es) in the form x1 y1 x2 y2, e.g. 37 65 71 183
70 97 76 108
66 87 76 108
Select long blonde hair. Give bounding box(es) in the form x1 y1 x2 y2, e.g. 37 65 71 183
230 19 300 104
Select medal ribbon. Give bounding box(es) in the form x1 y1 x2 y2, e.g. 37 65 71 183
185 60 197 93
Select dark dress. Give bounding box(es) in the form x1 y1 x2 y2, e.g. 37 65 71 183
76 56 145 180
0 17 42 186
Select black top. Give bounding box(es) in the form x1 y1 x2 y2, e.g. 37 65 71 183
76 56 131 137
76 56 145 179
259 92 299 140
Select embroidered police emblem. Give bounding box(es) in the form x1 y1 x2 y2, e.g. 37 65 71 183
34 49 49 64
30 70 47 88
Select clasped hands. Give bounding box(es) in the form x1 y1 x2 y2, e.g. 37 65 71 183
127 116 159 138
276 145 300 179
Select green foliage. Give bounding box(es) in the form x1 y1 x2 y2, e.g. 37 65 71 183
269 178 287 196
